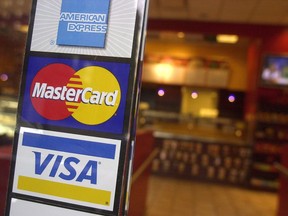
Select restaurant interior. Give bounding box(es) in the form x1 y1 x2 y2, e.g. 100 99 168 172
2 0 288 216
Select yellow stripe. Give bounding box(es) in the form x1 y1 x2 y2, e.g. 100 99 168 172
66 102 79 106
69 77 81 81
66 102 79 112
18 176 111 206
66 84 83 88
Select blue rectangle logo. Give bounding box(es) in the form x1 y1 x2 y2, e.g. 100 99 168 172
57 0 111 48
23 132 116 159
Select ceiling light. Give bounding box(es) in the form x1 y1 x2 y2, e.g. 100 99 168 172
191 91 198 99
158 89 165 97
15 24 29 33
228 94 236 103
0 74 8 81
216 34 239 44
177 32 185 39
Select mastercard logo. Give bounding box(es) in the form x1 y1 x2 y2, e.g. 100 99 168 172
30 63 121 125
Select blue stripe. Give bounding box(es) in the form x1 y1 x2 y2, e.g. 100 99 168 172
22 132 116 159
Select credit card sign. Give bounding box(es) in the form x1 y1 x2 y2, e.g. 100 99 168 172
57 0 111 48
6 0 149 214
31 0 137 58
21 56 130 134
13 127 121 211
10 199 103 216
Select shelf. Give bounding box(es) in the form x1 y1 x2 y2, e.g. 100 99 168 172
152 136 251 185
256 111 288 125
254 138 288 144
251 87 288 191
250 178 279 190
252 162 278 173
254 142 282 154
254 126 288 142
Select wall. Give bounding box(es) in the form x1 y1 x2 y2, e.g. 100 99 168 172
144 37 249 91
145 20 288 119
181 87 218 117
262 29 288 54
0 32 25 96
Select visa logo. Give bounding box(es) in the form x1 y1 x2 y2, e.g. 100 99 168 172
33 151 98 184
20 131 116 186
13 128 121 210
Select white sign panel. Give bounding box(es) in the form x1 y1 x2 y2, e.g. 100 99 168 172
30 0 137 58
10 199 102 216
12 127 121 211
6 0 149 215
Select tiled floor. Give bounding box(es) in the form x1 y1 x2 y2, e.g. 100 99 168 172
145 175 278 216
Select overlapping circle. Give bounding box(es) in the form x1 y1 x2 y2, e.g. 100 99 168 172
30 63 121 125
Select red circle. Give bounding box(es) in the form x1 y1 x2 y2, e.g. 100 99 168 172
30 63 76 120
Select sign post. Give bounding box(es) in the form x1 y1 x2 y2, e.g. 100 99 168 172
5 0 149 215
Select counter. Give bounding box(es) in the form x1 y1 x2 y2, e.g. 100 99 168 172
149 121 252 186
128 130 155 216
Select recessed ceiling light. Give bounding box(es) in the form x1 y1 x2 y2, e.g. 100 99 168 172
216 34 239 44
177 32 185 39
15 24 29 33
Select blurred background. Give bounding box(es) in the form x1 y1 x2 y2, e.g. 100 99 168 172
2 0 288 216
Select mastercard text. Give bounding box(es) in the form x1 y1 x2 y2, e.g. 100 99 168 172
32 82 119 106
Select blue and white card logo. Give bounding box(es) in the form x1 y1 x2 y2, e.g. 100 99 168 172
57 0 111 48
13 127 121 211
